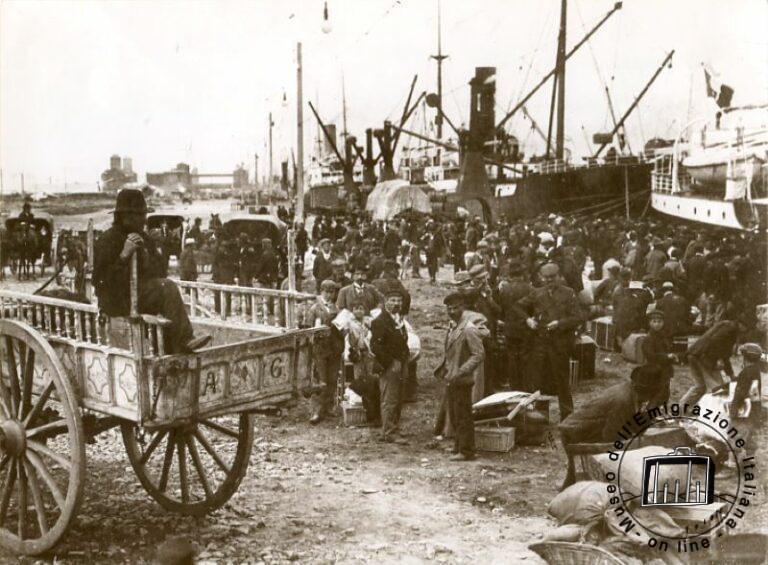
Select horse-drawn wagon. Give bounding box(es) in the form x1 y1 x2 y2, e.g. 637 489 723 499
0 255 326 554
2 214 54 280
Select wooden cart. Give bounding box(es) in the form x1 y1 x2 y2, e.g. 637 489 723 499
0 269 327 554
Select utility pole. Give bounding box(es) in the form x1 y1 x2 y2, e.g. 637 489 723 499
268 112 274 185
296 41 305 222
254 152 259 187
430 0 448 140
20 173 25 196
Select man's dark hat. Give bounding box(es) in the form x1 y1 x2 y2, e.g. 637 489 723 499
443 291 466 306
380 280 405 299
114 188 148 214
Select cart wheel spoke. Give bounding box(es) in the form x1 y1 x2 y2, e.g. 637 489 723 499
158 432 176 493
19 347 35 420
200 419 239 439
22 381 54 428
17 460 27 540
26 419 67 440
186 436 213 498
4 337 20 415
177 437 189 504
26 440 71 472
22 460 48 536
0 318 85 554
25 451 65 511
0 461 17 527
193 428 231 475
138 431 167 466
121 414 254 516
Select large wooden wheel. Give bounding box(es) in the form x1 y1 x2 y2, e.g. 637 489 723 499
121 413 254 516
0 320 86 555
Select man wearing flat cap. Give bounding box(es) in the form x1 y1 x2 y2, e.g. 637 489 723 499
370 284 410 443
467 263 502 394
93 188 210 353
498 259 533 390
513 262 583 419
434 291 484 461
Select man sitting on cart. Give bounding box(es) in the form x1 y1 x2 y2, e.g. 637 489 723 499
93 188 211 354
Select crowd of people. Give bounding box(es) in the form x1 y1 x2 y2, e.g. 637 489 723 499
296 208 766 461
85 188 766 463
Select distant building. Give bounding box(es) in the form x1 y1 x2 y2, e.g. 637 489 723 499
101 154 138 192
146 162 192 188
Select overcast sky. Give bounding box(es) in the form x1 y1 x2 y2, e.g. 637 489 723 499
1 0 766 192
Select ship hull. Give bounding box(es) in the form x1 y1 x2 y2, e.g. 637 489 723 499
495 162 652 218
651 191 767 231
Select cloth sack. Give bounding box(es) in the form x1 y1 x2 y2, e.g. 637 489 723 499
548 481 611 525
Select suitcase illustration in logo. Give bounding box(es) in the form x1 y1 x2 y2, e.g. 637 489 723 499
641 447 715 506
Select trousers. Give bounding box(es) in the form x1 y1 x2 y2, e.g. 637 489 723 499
139 278 195 354
680 355 724 406
310 342 343 417
447 383 474 456
379 359 407 438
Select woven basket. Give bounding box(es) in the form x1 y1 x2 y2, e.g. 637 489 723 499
528 542 625 565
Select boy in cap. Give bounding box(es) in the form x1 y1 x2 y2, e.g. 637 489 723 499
307 279 343 424
93 189 210 353
640 309 676 404
434 291 484 460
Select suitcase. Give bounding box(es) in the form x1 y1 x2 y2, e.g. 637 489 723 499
622 332 648 364
572 335 596 380
590 316 616 351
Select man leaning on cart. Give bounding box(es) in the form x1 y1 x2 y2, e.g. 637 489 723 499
93 188 211 353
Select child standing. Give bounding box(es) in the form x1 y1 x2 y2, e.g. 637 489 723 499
346 301 381 425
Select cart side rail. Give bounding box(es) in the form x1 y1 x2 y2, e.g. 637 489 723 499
0 289 171 356
176 279 316 330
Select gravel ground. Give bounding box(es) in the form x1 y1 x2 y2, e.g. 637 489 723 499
0 265 764 564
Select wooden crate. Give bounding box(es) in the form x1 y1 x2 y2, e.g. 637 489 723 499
573 335 596 380
475 426 516 452
342 402 367 427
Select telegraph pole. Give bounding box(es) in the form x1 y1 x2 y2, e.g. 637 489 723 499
268 112 274 185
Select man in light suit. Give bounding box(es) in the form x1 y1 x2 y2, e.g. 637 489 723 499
434 291 485 461
370 284 410 443
336 266 383 314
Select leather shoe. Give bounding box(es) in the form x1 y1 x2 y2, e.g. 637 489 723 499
184 334 212 352
449 453 476 461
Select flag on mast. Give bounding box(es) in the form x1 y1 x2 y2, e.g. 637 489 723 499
702 63 734 109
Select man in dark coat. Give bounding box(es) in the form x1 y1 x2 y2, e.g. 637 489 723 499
372 260 411 315
93 189 209 353
655 282 691 338
466 264 502 394
612 269 652 344
255 238 279 288
312 238 334 289
370 285 410 443
514 262 583 419
433 291 485 461
382 226 401 261
498 260 533 390
681 318 745 406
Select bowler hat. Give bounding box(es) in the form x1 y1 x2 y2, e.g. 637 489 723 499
114 188 148 214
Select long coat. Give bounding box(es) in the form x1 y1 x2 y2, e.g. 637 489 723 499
433 311 485 388
312 251 334 286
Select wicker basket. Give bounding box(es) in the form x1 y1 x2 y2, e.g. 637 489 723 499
528 542 625 565
341 402 367 427
475 425 515 452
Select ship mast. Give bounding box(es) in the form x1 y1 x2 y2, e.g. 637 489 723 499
554 0 567 160
341 74 349 142
430 0 448 141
